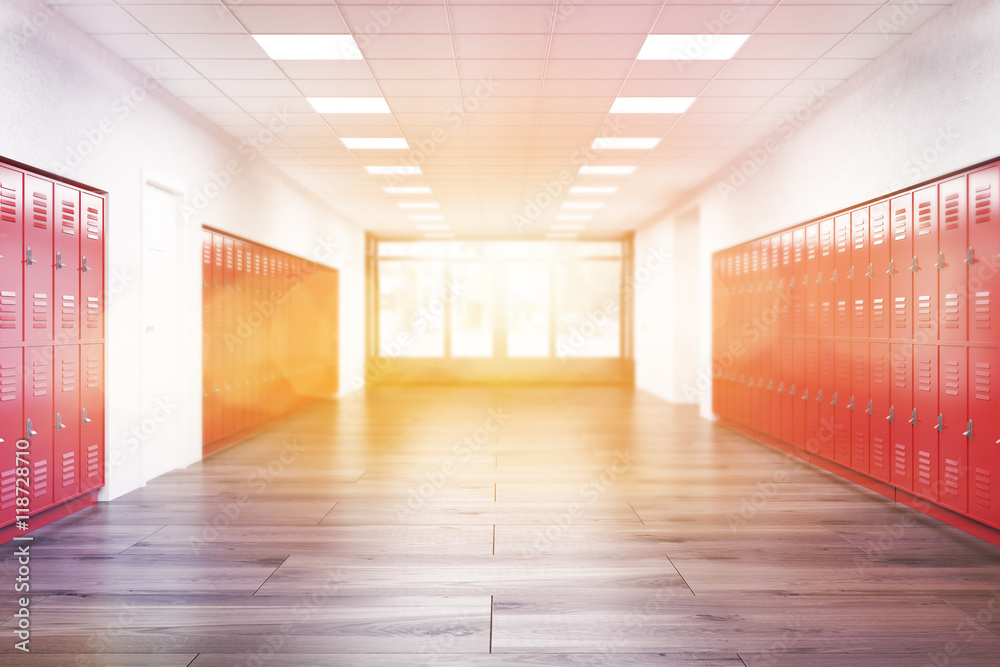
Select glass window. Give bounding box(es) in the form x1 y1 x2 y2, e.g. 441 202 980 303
507 263 550 357
555 261 621 358
450 263 493 357
378 261 445 357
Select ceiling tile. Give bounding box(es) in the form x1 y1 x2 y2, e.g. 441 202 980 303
91 33 176 59
716 59 815 80
127 58 203 79
457 59 545 80
278 61 375 80
59 5 147 33
189 59 287 79
825 33 907 59
156 77 222 98
555 5 659 34
123 5 245 34
213 78 299 97
293 79 384 97
736 34 844 59
628 60 726 80
549 34 644 60
454 35 549 59
181 96 246 113
228 5 349 33
651 4 773 34
158 34 269 59
341 5 451 34
449 5 553 33
700 78 792 97
361 35 454 59
542 79 621 97
800 58 872 80
368 59 457 79
756 5 881 34
855 2 952 34
689 96 768 113
619 79 710 96
544 59 632 80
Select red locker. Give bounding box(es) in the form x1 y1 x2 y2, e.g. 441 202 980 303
53 345 80 503
23 346 54 513
79 344 104 493
968 165 1000 343
749 242 762 432
769 336 782 439
869 342 891 482
890 344 915 491
202 231 213 444
233 241 246 434
0 165 24 343
80 193 104 340
23 175 53 343
869 200 890 340
791 339 806 448
913 345 939 501
223 237 236 437
804 339 820 454
851 207 870 338
913 185 939 337
243 244 254 430
969 346 1000 528
780 231 794 337
759 323 771 436
938 345 968 513
252 244 264 426
819 218 835 334
792 227 806 337
834 341 852 465
735 248 747 426
53 185 80 342
890 192 914 340
780 335 795 443
818 339 836 460
0 348 23 528
851 341 870 474
211 234 225 441
939 176 968 342
805 223 820 337
834 214 852 337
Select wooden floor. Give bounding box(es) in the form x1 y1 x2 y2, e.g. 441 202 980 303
4 386 1000 666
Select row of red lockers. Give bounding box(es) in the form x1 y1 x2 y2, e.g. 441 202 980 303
712 162 1000 343
712 160 1000 532
202 230 339 446
0 161 106 530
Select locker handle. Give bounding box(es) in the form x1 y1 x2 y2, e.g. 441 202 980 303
866 263 874 280
816 272 822 285
910 257 919 273
802 388 809 401
81 256 90 273
802 275 808 287
767 380 774 391
848 396 855 411
82 408 92 425
26 247 35 266
936 252 945 271
886 260 895 277
848 267 856 282
964 420 973 439
831 269 838 284
831 392 838 407
886 406 894 423
27 419 37 437
777 382 784 394
816 389 823 403
966 247 975 267
56 413 65 432
909 409 917 426
56 252 65 270
936 414 944 432
758 379 764 388
789 384 796 398
865 400 873 416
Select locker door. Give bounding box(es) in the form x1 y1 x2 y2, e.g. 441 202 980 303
735 249 747 426
780 231 794 337
805 223 820 337
0 166 24 343
968 165 1000 343
890 192 914 340
770 335 782 439
759 318 771 436
749 242 761 432
792 339 806 448
80 193 104 340
23 176 53 342
233 241 246 434
819 218 835 336
818 339 835 460
938 345 968 513
781 327 795 444
79 344 104 493
939 176 968 342
868 342 891 482
913 345 939 501
24 347 54 513
834 341 852 465
713 254 724 417
53 186 80 342
869 201 890 340
890 344 914 491
969 346 1000 528
913 185 939 337
211 234 225 441
251 245 263 426
834 214 852 337
792 228 806 337
851 207 870 338
53 345 80 503
851 341 870 474
223 237 236 437
804 339 820 454
0 349 23 528
202 231 213 444
243 244 254 428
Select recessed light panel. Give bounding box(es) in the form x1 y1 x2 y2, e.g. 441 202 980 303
253 35 362 61
637 34 749 61
609 97 694 114
592 138 660 150
342 138 408 149
309 97 391 114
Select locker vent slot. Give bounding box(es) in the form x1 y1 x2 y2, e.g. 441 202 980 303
836 223 849 253
61 355 76 392
0 184 17 223
61 199 77 235
871 211 887 245
854 220 866 250
32 358 49 396
872 298 885 328
917 295 933 328
0 468 15 510
872 355 886 385
821 301 833 330
917 360 933 393
974 468 992 509
943 458 961 495
943 293 961 329
974 183 993 224
33 459 48 498
87 444 100 477
917 200 933 236
943 193 961 230
807 302 818 330
32 292 50 329
892 207 909 241
821 226 833 256
752 249 759 273
1 362 17 402
854 300 865 329
85 206 100 240
61 295 76 328
836 301 848 329
917 450 933 487
974 362 992 401
62 451 75 487
894 359 908 389
943 361 961 397
0 291 17 330
894 297 908 328
974 291 991 329
894 443 908 476
854 432 866 462
86 355 100 388
835 424 849 459
872 438 886 470
31 190 49 229
86 296 100 329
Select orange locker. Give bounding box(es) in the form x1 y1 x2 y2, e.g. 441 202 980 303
939 176 969 342
869 342 891 482
833 340 852 465
890 192 914 339
819 218 835 334
818 340 836 460
890 344 914 491
913 185 939 337
834 214 852 337
0 166 23 343
805 223 820 337
969 346 1000 529
969 165 1000 343
913 344 939 501
24 346 54 513
851 207 870 338
851 341 870 474
938 345 969 513
79 193 104 340
202 231 213 445
869 201 890 340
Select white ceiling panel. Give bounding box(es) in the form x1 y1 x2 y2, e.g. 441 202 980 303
59 5 147 33
228 5 350 34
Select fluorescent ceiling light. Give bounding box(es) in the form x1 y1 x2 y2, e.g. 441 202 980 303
579 166 635 175
398 202 439 209
556 214 593 221
366 165 421 175
309 97 390 114
253 35 362 61
570 186 618 194
561 202 604 209
384 186 432 194
610 97 694 114
416 224 450 231
637 34 749 61
552 224 586 231
592 137 660 150
341 138 408 149
409 214 445 221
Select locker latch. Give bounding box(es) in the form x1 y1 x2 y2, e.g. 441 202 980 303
910 409 917 426
777 278 784 291
789 384 796 398
910 257 919 273
848 396 855 411
886 260 895 277
56 252 65 270
777 382 784 394
831 392 838 407
767 280 773 291
816 389 823 402
963 420 973 439
802 388 809 401
865 399 873 416
56 413 65 432
767 380 774 391
936 252 945 270
26 419 37 438
82 408 92 425
936 414 944 432
966 247 975 267
816 272 822 285
802 275 808 287
81 256 89 273
866 263 874 279
831 269 838 284
758 378 765 388
848 267 856 282
886 406 895 423
26 248 35 266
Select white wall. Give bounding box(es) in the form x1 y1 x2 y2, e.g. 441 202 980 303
0 0 366 499
634 0 1000 419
